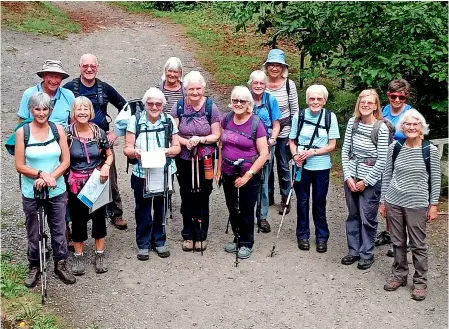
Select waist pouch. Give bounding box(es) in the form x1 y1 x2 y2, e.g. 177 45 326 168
67 168 96 194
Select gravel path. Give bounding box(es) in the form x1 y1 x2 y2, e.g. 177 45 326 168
1 3 447 329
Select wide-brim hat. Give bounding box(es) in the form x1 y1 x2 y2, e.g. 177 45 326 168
36 59 70 80
263 49 289 67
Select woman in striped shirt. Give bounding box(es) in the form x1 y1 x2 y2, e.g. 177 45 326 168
380 109 441 301
157 57 185 114
341 89 389 270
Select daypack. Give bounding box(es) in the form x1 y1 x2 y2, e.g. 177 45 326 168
72 77 105 108
66 123 108 154
295 108 332 150
5 120 60 156
351 118 395 148
176 97 213 125
222 112 261 144
253 93 273 131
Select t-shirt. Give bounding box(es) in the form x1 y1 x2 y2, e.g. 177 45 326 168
382 104 413 140
157 82 185 115
21 125 66 199
63 79 127 132
170 98 221 160
253 92 282 137
126 113 178 178
17 83 74 127
221 113 266 175
289 108 340 171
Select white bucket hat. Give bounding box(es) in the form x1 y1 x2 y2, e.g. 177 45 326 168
36 60 70 80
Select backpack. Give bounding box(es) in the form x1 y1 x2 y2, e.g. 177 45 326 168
66 123 108 154
176 97 213 125
295 108 332 149
349 118 395 154
253 93 273 131
278 79 292 131
72 77 105 107
222 112 261 144
5 120 60 156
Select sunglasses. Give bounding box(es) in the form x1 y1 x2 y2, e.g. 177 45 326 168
81 64 98 71
232 99 249 105
146 102 163 108
309 97 324 102
360 100 376 106
388 93 407 101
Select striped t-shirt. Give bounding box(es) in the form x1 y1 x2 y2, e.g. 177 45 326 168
266 79 299 139
157 83 184 115
380 141 441 208
341 117 389 186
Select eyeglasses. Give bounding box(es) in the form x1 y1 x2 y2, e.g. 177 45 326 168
360 100 376 106
266 63 284 68
403 122 421 128
81 64 98 71
308 97 324 102
232 99 249 105
388 93 407 101
147 102 163 108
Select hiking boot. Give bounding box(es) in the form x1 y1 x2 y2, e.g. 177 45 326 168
269 193 275 206
316 241 328 253
224 241 237 253
137 249 149 261
94 252 108 274
237 246 253 259
341 255 360 265
375 231 391 246
411 287 427 301
111 217 128 230
154 246 170 258
384 280 407 291
182 240 193 252
278 195 290 215
357 257 375 270
194 240 207 252
257 219 271 233
54 260 76 284
72 254 86 276
386 246 394 257
24 266 40 288
297 239 310 251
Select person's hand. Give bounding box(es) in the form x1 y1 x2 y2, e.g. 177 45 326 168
379 203 386 218
427 205 438 222
34 178 47 190
268 138 276 147
345 178 357 192
100 164 110 184
189 136 201 147
235 172 251 188
215 167 222 182
41 172 57 188
296 149 314 162
134 148 142 159
355 180 366 192
107 131 117 145
292 153 304 167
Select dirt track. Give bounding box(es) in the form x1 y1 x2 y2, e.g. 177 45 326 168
1 2 447 329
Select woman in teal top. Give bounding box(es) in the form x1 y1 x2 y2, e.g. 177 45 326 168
15 92 75 288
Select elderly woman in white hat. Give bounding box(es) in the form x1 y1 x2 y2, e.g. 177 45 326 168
263 49 299 215
17 59 75 127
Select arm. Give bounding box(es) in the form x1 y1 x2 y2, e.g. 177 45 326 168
215 130 223 183
50 125 70 180
100 147 113 184
105 83 127 113
288 79 299 118
341 118 354 182
15 127 38 178
380 143 394 204
123 131 141 159
270 120 280 141
427 146 442 221
199 122 221 145
234 136 269 188
363 124 389 186
166 133 181 157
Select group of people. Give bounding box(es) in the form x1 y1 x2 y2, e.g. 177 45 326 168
13 49 441 302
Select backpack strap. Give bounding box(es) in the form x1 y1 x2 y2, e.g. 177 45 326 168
72 78 80 97
286 79 292 123
176 98 185 120
96 78 104 108
324 109 331 134
204 97 213 125
222 112 259 143
392 139 405 172
422 139 431 177
23 123 31 147
370 120 384 148
251 115 261 141
176 97 212 124
296 109 306 141
349 118 360 157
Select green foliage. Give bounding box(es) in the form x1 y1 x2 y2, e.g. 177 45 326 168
1 252 28 299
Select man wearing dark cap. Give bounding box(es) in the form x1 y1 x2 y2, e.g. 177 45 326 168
63 53 128 230
17 59 74 126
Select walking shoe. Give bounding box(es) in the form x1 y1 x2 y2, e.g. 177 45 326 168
316 241 327 253
24 266 40 288
297 239 310 251
375 231 391 246
278 195 290 215
237 246 253 259
224 241 237 253
68 240 75 253
357 257 375 270
269 193 275 206
182 240 193 251
54 260 76 284
386 246 394 257
72 254 86 276
154 246 170 258
94 252 108 274
137 249 149 261
411 287 427 301
111 216 128 230
194 240 207 251
257 219 271 233
384 280 407 291
341 255 360 265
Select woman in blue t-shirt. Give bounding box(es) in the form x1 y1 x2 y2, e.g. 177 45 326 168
15 92 75 288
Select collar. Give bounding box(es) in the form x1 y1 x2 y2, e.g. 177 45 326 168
37 83 61 100
138 112 166 126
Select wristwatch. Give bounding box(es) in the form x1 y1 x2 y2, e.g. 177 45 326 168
37 170 42 179
248 169 255 177
313 149 318 156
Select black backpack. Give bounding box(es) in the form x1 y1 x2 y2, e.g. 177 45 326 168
176 97 213 124
222 112 261 144
72 77 105 107
392 138 431 179
295 108 332 149
23 122 60 149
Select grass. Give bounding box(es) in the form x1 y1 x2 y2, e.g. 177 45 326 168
1 2 79 38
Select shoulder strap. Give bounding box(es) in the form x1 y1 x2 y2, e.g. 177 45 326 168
48 121 60 142
251 115 261 142
370 120 384 147
205 97 213 125
296 109 306 140
422 140 431 176
23 123 31 147
223 112 233 130
159 80 165 91
176 98 184 119
135 111 142 139
392 139 405 172
349 118 360 156
96 78 104 108
162 113 173 148
324 109 331 134
72 78 80 97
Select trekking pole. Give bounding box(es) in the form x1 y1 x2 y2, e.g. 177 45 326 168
35 187 49 304
256 164 265 233
233 159 244 267
190 148 197 253
196 150 203 256
270 164 297 257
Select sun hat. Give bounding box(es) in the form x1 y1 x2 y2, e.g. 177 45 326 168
264 49 289 67
36 60 70 80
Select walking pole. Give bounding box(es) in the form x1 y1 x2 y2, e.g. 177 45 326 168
190 148 197 253
196 150 203 256
233 159 244 267
35 187 48 304
256 163 265 233
270 164 297 257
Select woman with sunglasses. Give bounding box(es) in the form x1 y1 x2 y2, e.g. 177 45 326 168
216 86 269 259
379 109 440 301
340 89 389 270
376 79 417 255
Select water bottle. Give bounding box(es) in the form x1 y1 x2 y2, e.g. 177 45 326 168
294 165 302 182
203 155 214 180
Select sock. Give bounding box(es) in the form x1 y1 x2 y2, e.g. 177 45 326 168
95 249 104 254
74 252 83 257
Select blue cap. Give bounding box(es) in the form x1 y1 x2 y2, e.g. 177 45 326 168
264 49 289 67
